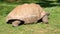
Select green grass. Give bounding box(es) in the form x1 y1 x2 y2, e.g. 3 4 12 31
0 3 60 34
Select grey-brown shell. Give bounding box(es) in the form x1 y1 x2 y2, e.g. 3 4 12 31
6 3 47 24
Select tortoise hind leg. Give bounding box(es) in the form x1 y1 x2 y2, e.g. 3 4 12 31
42 15 49 24
12 20 21 27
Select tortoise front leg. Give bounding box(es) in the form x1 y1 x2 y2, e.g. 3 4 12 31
12 20 21 27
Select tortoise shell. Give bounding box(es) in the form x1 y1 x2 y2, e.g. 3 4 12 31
6 3 47 24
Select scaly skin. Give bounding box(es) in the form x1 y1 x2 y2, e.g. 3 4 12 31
12 20 21 27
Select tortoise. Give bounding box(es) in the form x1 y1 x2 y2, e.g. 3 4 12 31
6 3 50 27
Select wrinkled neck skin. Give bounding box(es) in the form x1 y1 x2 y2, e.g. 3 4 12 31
46 12 50 16
41 11 50 19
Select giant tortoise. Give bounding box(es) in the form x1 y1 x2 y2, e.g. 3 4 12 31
6 3 50 27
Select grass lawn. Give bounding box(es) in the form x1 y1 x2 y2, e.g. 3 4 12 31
0 2 60 34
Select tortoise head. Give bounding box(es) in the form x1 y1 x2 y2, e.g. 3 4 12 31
46 12 50 16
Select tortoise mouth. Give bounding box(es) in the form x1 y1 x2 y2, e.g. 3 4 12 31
7 19 24 25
